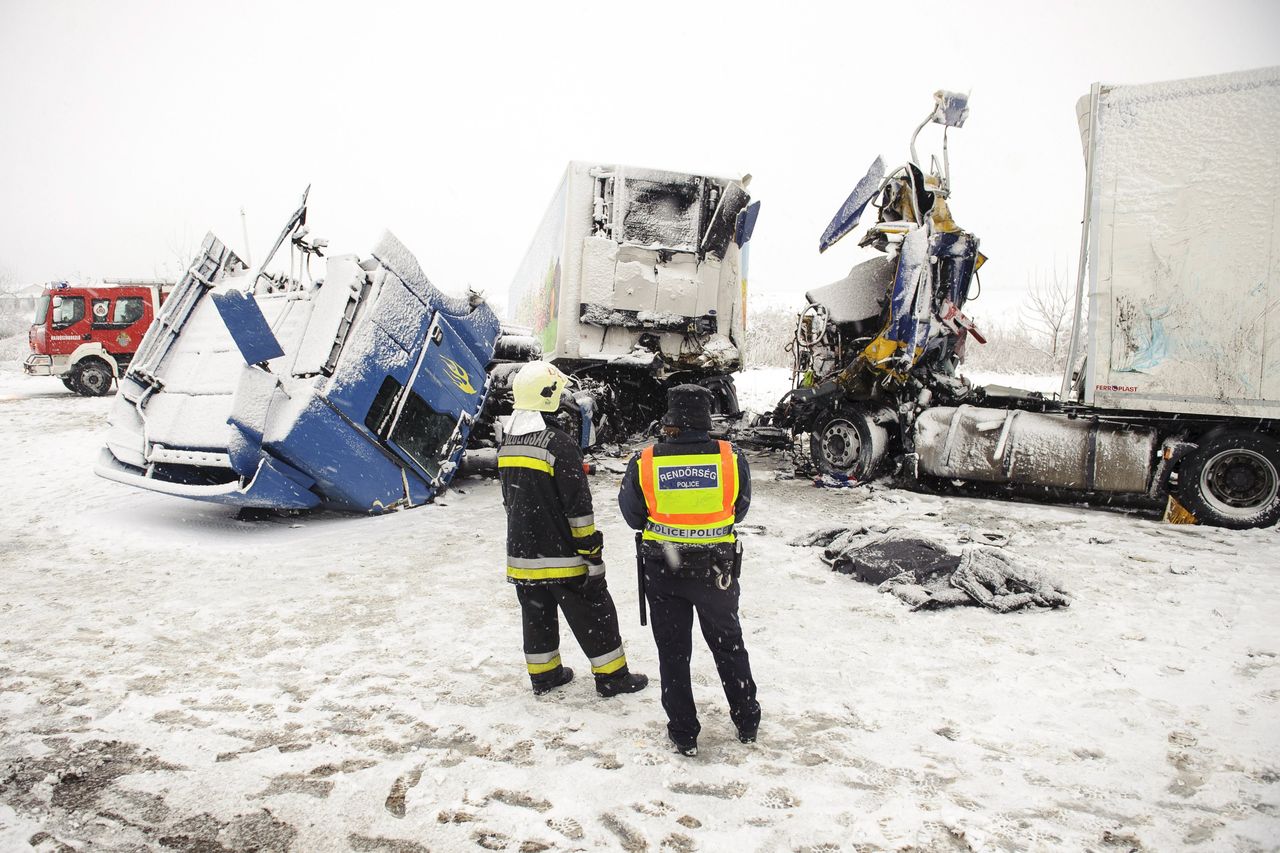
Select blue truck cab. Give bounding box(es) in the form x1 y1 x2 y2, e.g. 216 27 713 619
97 218 500 513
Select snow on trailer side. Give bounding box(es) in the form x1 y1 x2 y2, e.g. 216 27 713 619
508 162 758 375
1080 66 1280 418
97 210 500 513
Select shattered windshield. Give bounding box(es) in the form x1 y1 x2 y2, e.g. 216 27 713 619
619 175 704 251
392 392 457 480
366 375 458 480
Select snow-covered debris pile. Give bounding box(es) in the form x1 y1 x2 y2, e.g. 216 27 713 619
794 527 1072 612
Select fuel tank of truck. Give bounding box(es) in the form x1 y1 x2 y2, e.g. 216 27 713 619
915 405 1158 494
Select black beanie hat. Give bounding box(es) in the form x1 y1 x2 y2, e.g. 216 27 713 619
661 384 714 430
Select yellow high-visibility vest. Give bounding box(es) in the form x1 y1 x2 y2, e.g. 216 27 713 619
638 441 739 545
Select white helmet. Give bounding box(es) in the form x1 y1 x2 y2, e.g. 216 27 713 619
512 361 569 412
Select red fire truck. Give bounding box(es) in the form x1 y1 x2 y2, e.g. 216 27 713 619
25 280 172 396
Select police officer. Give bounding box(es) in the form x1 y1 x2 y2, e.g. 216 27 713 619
499 361 648 698
618 384 759 756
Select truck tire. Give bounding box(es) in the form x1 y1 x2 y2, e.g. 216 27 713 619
61 375 83 394
809 409 890 482
72 359 114 397
1176 431 1280 529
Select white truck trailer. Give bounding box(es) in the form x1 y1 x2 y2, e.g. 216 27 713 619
507 162 760 434
779 68 1280 528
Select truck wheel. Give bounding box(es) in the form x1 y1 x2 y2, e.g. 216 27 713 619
809 410 889 482
60 375 83 394
73 360 114 397
1176 431 1280 529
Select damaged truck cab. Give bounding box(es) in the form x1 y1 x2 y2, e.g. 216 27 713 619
508 162 760 440
779 70 1280 529
776 90 986 483
97 194 500 512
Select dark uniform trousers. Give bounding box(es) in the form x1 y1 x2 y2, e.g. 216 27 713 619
516 578 625 687
644 561 760 744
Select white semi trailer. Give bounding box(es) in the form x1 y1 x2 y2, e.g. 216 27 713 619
779 68 1280 528
507 162 760 436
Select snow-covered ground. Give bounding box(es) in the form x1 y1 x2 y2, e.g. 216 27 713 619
1 363 1278 851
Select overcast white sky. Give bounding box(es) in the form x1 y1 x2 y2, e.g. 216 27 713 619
2 0 1278 325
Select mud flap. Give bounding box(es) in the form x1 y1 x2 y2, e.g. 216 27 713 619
1163 495 1198 524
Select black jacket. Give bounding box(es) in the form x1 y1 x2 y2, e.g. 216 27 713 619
618 430 751 535
499 417 604 584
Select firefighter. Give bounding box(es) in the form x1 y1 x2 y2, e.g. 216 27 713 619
499 361 649 698
618 384 759 756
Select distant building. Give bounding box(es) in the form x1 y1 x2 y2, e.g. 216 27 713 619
0 284 47 318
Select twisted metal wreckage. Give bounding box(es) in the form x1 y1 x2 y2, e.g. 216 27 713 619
97 69 1280 530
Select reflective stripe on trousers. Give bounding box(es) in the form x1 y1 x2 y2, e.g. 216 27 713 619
589 644 627 675
525 649 561 675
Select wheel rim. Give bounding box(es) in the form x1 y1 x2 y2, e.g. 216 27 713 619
821 418 862 470
1199 447 1279 519
82 368 108 394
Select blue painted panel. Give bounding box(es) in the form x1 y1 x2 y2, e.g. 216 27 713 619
211 290 285 365
228 457 320 509
416 312 489 416
819 157 885 253
261 393 428 512
735 201 762 247
930 231 979 307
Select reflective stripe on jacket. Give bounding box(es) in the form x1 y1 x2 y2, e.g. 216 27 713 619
638 440 739 545
499 421 604 585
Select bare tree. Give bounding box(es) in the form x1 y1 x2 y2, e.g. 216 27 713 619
153 225 197 281
744 306 799 368
0 265 31 339
1020 263 1073 364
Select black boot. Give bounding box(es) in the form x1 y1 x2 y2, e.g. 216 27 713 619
596 670 648 698
736 725 757 744
532 666 574 695
669 734 698 757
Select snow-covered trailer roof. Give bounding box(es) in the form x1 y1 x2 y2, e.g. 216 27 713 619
1079 66 1280 418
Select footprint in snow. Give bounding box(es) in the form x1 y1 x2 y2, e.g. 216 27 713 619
385 767 423 818
668 779 747 799
631 799 673 817
600 812 647 850
545 816 583 839
762 786 800 809
471 829 509 850
489 788 552 812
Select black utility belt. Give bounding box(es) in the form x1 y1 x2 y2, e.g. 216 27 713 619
642 542 741 581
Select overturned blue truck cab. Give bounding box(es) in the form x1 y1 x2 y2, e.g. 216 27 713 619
97 200 501 512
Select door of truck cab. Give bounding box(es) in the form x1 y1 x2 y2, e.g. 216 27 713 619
87 289 153 357
364 311 488 486
44 291 91 356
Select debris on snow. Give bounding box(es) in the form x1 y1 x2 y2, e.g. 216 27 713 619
796 527 1071 612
